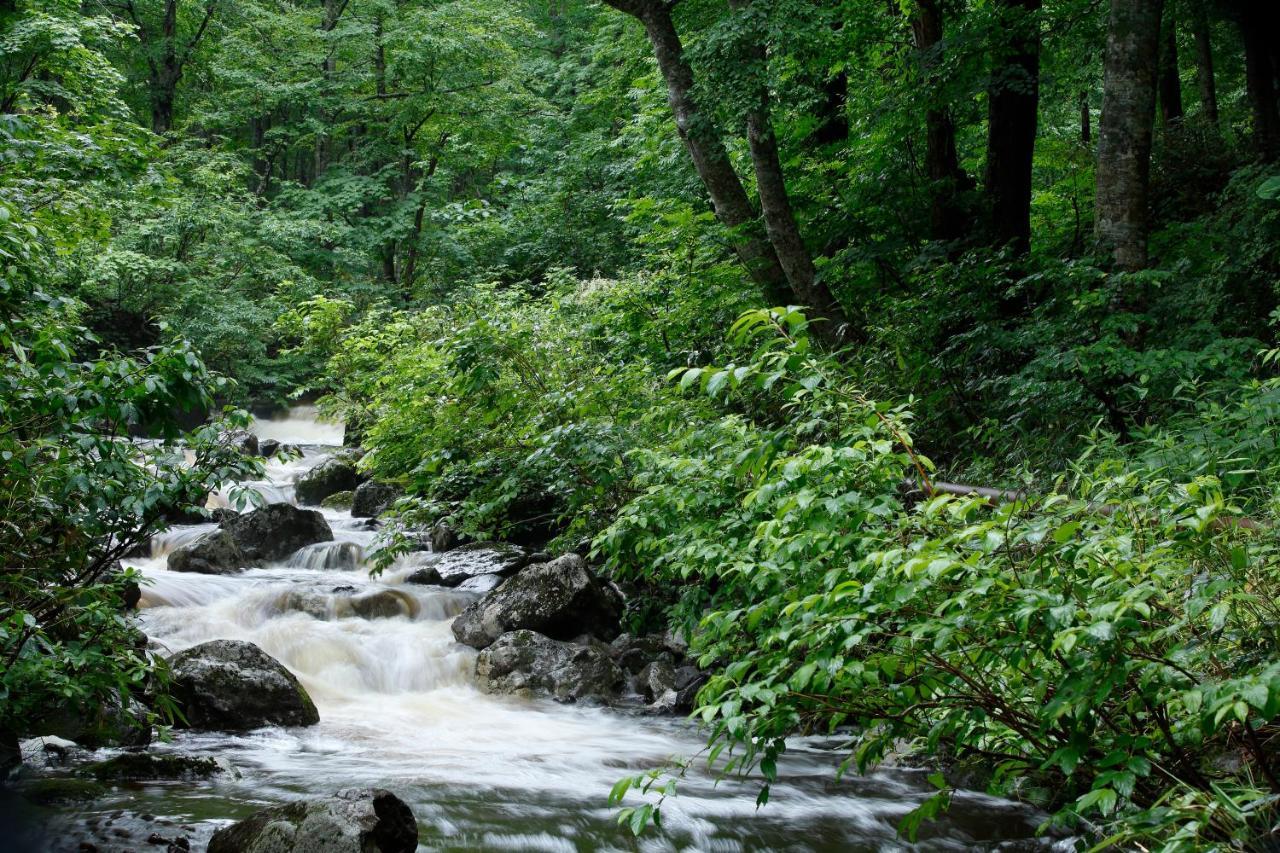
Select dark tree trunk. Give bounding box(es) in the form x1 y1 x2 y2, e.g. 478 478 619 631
1238 3 1280 160
600 0 790 306
1158 7 1183 124
911 0 969 243
1080 91 1092 144
984 0 1041 255
1188 0 1218 125
726 0 850 345
811 70 849 146
1095 0 1165 270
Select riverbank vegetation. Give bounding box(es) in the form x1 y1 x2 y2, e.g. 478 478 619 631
3 0 1279 847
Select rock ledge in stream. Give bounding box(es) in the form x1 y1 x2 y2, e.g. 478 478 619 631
351 481 400 518
168 639 319 731
475 630 624 703
207 788 418 853
222 503 333 564
451 553 621 648
168 529 246 575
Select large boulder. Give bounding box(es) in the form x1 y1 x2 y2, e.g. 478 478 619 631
451 554 622 649
475 630 624 703
294 457 362 506
167 529 246 575
351 481 400 518
168 640 319 731
222 503 332 564
223 429 260 457
259 438 281 457
208 788 417 853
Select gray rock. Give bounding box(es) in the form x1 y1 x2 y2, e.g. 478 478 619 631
29 693 152 749
675 670 709 712
403 566 447 586
635 660 677 704
168 640 319 731
475 630 624 703
167 529 246 575
673 665 703 692
457 574 503 593
348 590 418 620
208 788 417 853
451 554 622 649
351 481 400 518
222 503 333 564
259 438 281 457
223 429 260 457
609 633 674 675
294 457 362 505
430 520 463 552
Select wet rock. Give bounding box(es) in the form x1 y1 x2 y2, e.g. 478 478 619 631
30 693 152 749
222 429 259 457
89 753 223 781
457 574 503 593
258 438 281 457
635 660 677 705
168 640 319 731
320 490 355 510
285 541 363 571
475 630 624 703
207 787 417 853
674 670 709 713
349 590 418 620
405 543 528 589
294 457 362 506
403 566 447 586
451 554 622 649
609 633 674 675
351 481 400 518
430 520 464 552
167 529 245 575
222 503 332 564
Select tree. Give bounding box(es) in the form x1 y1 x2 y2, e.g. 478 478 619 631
1186 0 1217 126
1095 0 1165 270
911 0 970 242
984 0 1042 254
1157 4 1183 124
1233 0 1279 160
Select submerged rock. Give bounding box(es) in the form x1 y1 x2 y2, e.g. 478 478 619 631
475 630 624 703
451 554 622 649
351 481 400 518
294 456 362 506
222 503 332 564
207 788 417 853
168 640 319 731
167 529 246 575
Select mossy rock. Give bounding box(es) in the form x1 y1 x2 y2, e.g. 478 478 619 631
18 777 109 806
320 490 355 510
88 752 223 781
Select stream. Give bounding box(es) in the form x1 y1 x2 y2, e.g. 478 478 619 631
16 408 1068 852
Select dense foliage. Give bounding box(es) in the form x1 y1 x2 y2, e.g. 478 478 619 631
3 0 1280 846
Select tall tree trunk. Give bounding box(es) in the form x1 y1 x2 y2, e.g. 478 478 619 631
1158 6 1183 124
726 0 849 345
1080 90 1092 144
911 0 968 242
1095 0 1165 271
984 0 1041 255
1187 0 1218 126
600 0 790 306
1238 3 1280 161
811 70 849 146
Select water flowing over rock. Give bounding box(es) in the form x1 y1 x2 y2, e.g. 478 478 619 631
475 630 624 703
404 542 528 587
168 639 319 731
294 456 362 505
351 481 399 518
285 541 363 571
167 529 246 575
207 788 418 853
451 554 622 649
222 503 333 563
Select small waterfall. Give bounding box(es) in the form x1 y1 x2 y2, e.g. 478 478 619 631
150 525 218 558
285 541 363 570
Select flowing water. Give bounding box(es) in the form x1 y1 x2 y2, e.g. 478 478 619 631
20 409 1068 852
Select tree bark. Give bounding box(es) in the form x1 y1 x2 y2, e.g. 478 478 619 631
1238 3 1280 161
600 0 790 306
911 0 969 242
1080 90 1092 144
1095 0 1164 271
726 0 849 345
1158 6 1183 124
984 0 1041 256
1187 0 1218 126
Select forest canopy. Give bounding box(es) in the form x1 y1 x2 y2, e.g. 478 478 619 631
2 0 1280 848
